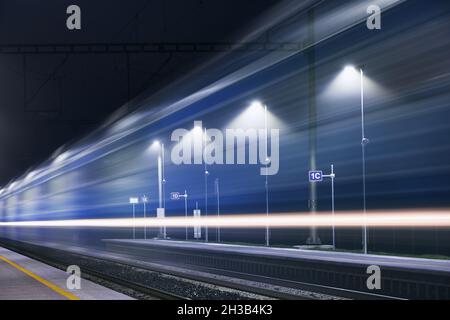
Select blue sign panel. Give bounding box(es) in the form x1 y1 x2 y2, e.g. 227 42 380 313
171 192 180 200
309 170 323 182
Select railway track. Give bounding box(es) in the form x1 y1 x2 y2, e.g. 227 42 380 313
0 238 285 300
0 238 402 300
77 265 188 300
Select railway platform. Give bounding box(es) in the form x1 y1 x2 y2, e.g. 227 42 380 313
0 246 132 300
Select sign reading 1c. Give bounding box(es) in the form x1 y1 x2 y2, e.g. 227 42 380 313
309 171 323 182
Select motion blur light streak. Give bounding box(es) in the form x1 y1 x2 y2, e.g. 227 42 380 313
1 210 450 228
0 0 449 256
1 0 450 301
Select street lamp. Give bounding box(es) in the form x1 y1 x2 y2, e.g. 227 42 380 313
204 127 209 243
248 100 271 247
191 122 209 242
264 103 270 247
152 140 167 239
343 65 369 254
215 178 221 242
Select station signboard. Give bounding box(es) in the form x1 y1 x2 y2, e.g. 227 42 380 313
171 192 180 200
308 170 323 182
129 197 139 204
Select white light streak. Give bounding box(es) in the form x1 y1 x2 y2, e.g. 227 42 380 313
1 210 450 228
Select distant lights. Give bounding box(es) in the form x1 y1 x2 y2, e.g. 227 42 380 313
342 64 364 76
147 140 162 153
152 140 161 147
193 121 203 134
249 100 264 110
344 65 356 72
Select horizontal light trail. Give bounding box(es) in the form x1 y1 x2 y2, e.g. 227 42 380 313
1 209 450 228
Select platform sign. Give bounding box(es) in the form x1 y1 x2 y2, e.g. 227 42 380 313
129 197 139 204
193 209 201 239
157 208 165 219
170 192 180 200
309 170 323 182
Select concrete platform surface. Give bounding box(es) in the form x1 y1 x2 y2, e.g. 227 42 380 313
104 239 450 274
0 246 133 300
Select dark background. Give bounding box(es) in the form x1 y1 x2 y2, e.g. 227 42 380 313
1 0 450 256
0 0 279 186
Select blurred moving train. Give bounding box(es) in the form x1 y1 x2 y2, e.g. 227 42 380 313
1 0 450 255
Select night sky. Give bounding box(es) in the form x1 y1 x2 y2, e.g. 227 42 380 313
1 0 450 255
0 0 279 186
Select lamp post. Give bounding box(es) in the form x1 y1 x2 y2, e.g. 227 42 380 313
343 65 369 254
204 128 209 243
248 100 271 246
153 140 166 239
360 67 369 255
215 178 220 242
264 103 270 247
183 190 188 241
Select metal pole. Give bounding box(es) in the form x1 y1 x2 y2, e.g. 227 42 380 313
360 68 368 255
132 203 135 240
306 7 320 245
157 146 165 239
331 164 335 250
162 143 166 238
322 166 336 249
204 128 209 243
265 104 270 247
184 190 188 241
195 201 200 240
143 199 146 240
215 178 220 242
162 143 166 210
158 152 162 208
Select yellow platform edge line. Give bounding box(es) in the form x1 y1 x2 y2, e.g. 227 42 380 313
0 254 80 300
